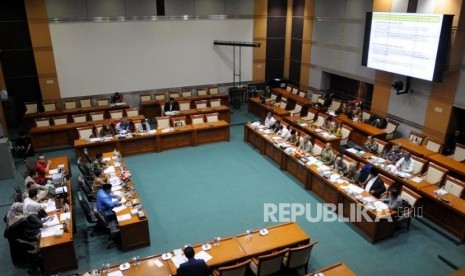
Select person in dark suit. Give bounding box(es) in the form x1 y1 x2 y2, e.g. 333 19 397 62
363 167 386 198
177 246 211 276
164 97 180 113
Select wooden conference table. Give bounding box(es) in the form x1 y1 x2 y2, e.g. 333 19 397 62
140 94 229 118
30 115 144 150
102 152 150 251
85 222 309 275
390 138 437 158
284 116 342 150
39 155 77 274
343 148 465 243
338 114 387 145
74 120 230 158
248 97 290 120
307 262 356 276
244 124 397 242
23 103 129 131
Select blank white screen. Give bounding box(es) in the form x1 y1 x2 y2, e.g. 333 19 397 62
49 20 253 97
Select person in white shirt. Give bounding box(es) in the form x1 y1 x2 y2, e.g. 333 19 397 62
23 189 46 218
298 135 313 154
137 119 151 132
264 112 276 128
278 125 291 139
387 152 414 175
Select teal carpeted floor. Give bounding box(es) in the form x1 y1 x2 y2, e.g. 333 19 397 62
1 104 464 275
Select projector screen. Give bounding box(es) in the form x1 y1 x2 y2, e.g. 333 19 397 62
362 12 453 82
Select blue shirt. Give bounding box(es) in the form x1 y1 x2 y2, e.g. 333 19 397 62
96 189 118 217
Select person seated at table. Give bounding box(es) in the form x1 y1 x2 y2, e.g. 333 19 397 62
363 167 386 198
111 92 123 104
92 169 108 195
22 181 46 201
99 124 115 137
4 196 27 268
278 124 291 139
381 188 403 210
164 97 180 113
115 117 131 134
385 144 402 164
96 183 122 220
23 189 47 219
322 116 333 130
358 163 372 186
319 143 335 165
332 155 347 174
177 246 211 276
270 121 281 132
331 122 342 137
343 162 360 184
137 118 151 132
444 130 461 155
287 129 299 145
13 131 33 160
364 136 379 154
264 112 276 128
34 155 52 185
352 106 362 121
387 152 414 175
91 152 107 173
298 135 313 155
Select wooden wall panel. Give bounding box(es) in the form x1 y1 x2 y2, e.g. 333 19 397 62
300 0 314 89
284 0 293 79
34 50 57 75
371 71 392 116
253 0 268 81
28 22 52 48
373 0 392 12
38 77 61 101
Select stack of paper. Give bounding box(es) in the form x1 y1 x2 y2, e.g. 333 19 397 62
41 224 63 238
412 177 423 183
435 189 448 196
113 205 127 213
117 214 131 222
195 251 213 263
104 166 116 174
43 214 60 228
59 212 71 222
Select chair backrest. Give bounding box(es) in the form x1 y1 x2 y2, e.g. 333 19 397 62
313 139 325 156
342 155 356 169
79 98 92 108
156 116 171 130
109 110 123 119
401 186 421 208
317 97 325 105
139 94 152 102
374 138 387 155
298 90 307 98
362 110 371 122
270 93 278 101
209 99 221 107
310 93 320 104
170 116 187 127
278 98 287 110
293 104 303 113
96 98 109 106
53 116 68 126
329 99 341 112
154 92 166 101
169 91 180 99
452 143 465 162
77 191 96 223
285 241 318 270
410 155 427 175
181 90 192 98
43 101 57 112
305 108 317 121
209 87 219 95
291 87 299 95
256 248 288 275
216 259 250 276
409 131 426 145
205 113 219 123
25 102 38 114
340 125 353 146
425 162 448 185
64 100 77 110
77 126 95 139
443 176 465 197
424 138 443 153
191 114 205 125
72 114 88 123
179 100 191 111
195 100 208 109
35 118 50 127
384 120 399 140
315 113 328 127
197 88 208 96
90 112 105 121
379 174 395 191
125 108 139 117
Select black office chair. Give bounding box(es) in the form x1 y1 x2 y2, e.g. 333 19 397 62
77 157 94 181
83 148 94 165
78 174 95 202
77 191 98 236
94 208 120 249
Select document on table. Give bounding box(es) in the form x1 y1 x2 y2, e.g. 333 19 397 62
153 259 164 267
41 224 63 238
104 166 116 174
107 271 123 276
113 205 127 213
412 177 422 183
171 254 188 268
117 214 131 222
43 214 60 228
195 250 213 263
44 200 56 213
59 212 71 222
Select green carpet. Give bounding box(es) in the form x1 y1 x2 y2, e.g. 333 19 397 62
1 105 464 276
